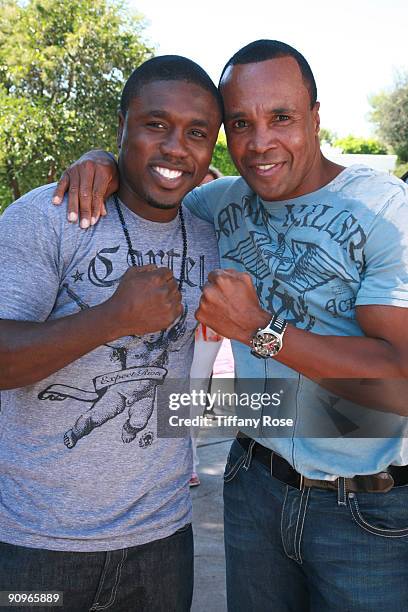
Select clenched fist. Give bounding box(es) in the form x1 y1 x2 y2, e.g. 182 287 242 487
107 265 183 337
195 269 270 345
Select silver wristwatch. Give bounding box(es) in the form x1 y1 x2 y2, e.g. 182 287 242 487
250 316 288 359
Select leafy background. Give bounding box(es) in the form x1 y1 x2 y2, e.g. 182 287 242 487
1 0 407 213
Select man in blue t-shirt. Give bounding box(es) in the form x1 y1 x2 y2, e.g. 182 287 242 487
53 40 408 612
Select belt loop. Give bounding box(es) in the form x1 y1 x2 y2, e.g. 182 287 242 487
337 477 347 506
243 438 256 471
270 451 274 476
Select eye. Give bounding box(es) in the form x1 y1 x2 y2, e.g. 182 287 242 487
190 129 207 138
232 119 248 129
276 114 290 122
146 121 166 129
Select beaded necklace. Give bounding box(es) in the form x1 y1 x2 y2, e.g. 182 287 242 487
113 193 188 291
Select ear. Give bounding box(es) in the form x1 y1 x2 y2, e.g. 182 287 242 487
313 101 321 135
117 110 125 149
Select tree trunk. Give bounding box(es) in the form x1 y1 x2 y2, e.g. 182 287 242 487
47 162 56 183
6 162 21 200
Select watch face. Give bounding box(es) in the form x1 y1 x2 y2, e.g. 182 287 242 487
250 318 287 359
252 331 281 357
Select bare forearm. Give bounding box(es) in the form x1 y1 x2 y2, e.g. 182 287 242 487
244 321 408 415
0 303 119 389
277 327 408 415
195 269 408 414
275 325 401 378
233 308 399 378
1 265 183 390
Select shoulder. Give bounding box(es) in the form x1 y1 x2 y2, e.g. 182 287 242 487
182 205 217 242
183 176 251 221
0 184 109 268
331 165 408 214
1 183 68 233
193 176 252 205
182 206 220 267
3 183 56 213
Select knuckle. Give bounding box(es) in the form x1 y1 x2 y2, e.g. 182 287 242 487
203 284 215 298
82 160 95 170
160 266 172 277
153 272 165 285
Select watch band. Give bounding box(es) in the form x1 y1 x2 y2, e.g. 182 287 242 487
267 316 287 336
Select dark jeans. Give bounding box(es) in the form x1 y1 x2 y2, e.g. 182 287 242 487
0 524 193 612
224 439 408 612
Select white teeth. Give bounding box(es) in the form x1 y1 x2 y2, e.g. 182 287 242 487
153 166 183 179
257 164 276 171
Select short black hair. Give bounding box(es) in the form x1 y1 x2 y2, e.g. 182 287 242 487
120 55 223 116
219 40 317 108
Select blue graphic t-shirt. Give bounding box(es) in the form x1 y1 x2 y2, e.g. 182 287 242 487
184 165 408 478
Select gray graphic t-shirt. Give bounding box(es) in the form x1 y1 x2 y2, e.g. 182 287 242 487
0 185 219 551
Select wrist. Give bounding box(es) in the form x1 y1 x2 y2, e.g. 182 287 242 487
95 299 129 341
249 313 288 359
240 308 272 346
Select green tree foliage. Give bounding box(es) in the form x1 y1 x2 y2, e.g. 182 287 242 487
395 161 408 179
334 135 387 155
370 76 408 162
211 131 238 177
0 0 153 212
319 127 336 144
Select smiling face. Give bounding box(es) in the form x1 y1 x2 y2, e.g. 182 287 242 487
117 80 221 221
221 57 325 202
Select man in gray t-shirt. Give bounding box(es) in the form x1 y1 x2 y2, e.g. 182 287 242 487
0 56 221 611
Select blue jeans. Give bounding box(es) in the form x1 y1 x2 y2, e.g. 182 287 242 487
224 439 408 612
0 524 193 612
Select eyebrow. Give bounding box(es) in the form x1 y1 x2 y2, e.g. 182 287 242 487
147 110 171 118
226 107 296 120
145 109 210 127
189 119 210 128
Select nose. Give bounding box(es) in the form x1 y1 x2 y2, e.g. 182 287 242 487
247 124 277 155
160 128 188 159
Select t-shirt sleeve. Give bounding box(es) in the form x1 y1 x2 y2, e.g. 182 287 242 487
0 194 61 321
356 187 408 307
183 176 243 227
183 185 215 223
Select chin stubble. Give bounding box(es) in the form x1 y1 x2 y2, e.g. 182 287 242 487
136 182 180 210
144 195 180 210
